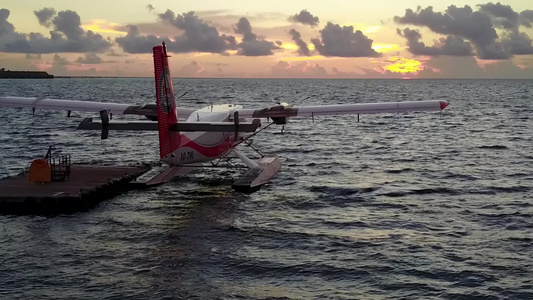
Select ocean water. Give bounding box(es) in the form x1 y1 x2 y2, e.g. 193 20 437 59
0 78 532 299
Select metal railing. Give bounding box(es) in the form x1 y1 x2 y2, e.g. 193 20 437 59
45 146 71 181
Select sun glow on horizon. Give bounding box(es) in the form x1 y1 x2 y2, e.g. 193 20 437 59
384 57 422 73
280 43 298 50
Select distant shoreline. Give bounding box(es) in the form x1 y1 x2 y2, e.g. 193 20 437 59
0 70 53 79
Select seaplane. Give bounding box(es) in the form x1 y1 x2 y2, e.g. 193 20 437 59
0 42 449 192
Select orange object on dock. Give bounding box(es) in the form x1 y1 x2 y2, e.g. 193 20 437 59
28 159 52 183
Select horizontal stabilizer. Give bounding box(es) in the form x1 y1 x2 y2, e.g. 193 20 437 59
78 118 159 130
78 118 261 132
170 119 260 132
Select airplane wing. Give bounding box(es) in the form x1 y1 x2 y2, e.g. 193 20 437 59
236 100 449 119
0 96 258 139
0 96 195 119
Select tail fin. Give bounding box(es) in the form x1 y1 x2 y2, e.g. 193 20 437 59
153 42 180 159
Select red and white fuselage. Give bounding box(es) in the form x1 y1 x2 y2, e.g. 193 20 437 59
162 104 243 165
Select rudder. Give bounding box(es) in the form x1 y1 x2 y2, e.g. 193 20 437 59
153 42 180 159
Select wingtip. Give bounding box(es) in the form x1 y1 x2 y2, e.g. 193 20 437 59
440 100 449 110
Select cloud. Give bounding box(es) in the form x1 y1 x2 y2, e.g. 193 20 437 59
234 17 279 56
394 5 499 58
158 10 237 54
48 54 71 74
0 54 38 71
478 2 519 30
115 25 165 53
25 53 42 59
361 67 417 78
0 8 111 53
478 3 533 30
178 61 205 77
415 55 533 79
112 22 178 38
0 8 14 32
271 61 327 78
106 49 127 57
520 10 533 27
397 28 473 56
394 4 533 59
34 7 56 28
147 4 155 13
418 56 485 78
0 9 27 49
53 10 86 40
116 10 240 55
500 31 533 55
41 54 107 76
52 54 70 66
311 22 380 57
288 10 319 27
288 29 310 56
331 67 356 77
483 60 533 78
76 53 103 64
114 10 238 55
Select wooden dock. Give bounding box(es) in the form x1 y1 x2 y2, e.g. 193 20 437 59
0 165 148 214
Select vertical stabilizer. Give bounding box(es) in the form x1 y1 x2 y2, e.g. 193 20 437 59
153 42 180 158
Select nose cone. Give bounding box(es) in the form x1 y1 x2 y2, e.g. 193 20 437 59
440 100 449 110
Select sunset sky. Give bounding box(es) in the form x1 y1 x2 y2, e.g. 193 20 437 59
1 0 532 78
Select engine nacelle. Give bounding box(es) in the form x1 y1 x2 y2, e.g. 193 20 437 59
270 102 292 124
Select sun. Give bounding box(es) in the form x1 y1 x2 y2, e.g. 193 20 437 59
385 57 422 73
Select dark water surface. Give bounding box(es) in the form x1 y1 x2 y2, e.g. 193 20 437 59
0 78 532 299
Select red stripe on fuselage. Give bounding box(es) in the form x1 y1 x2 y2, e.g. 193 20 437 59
179 134 235 158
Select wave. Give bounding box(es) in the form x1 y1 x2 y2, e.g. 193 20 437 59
322 220 370 229
384 168 414 174
309 185 377 196
380 187 461 197
478 145 508 150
